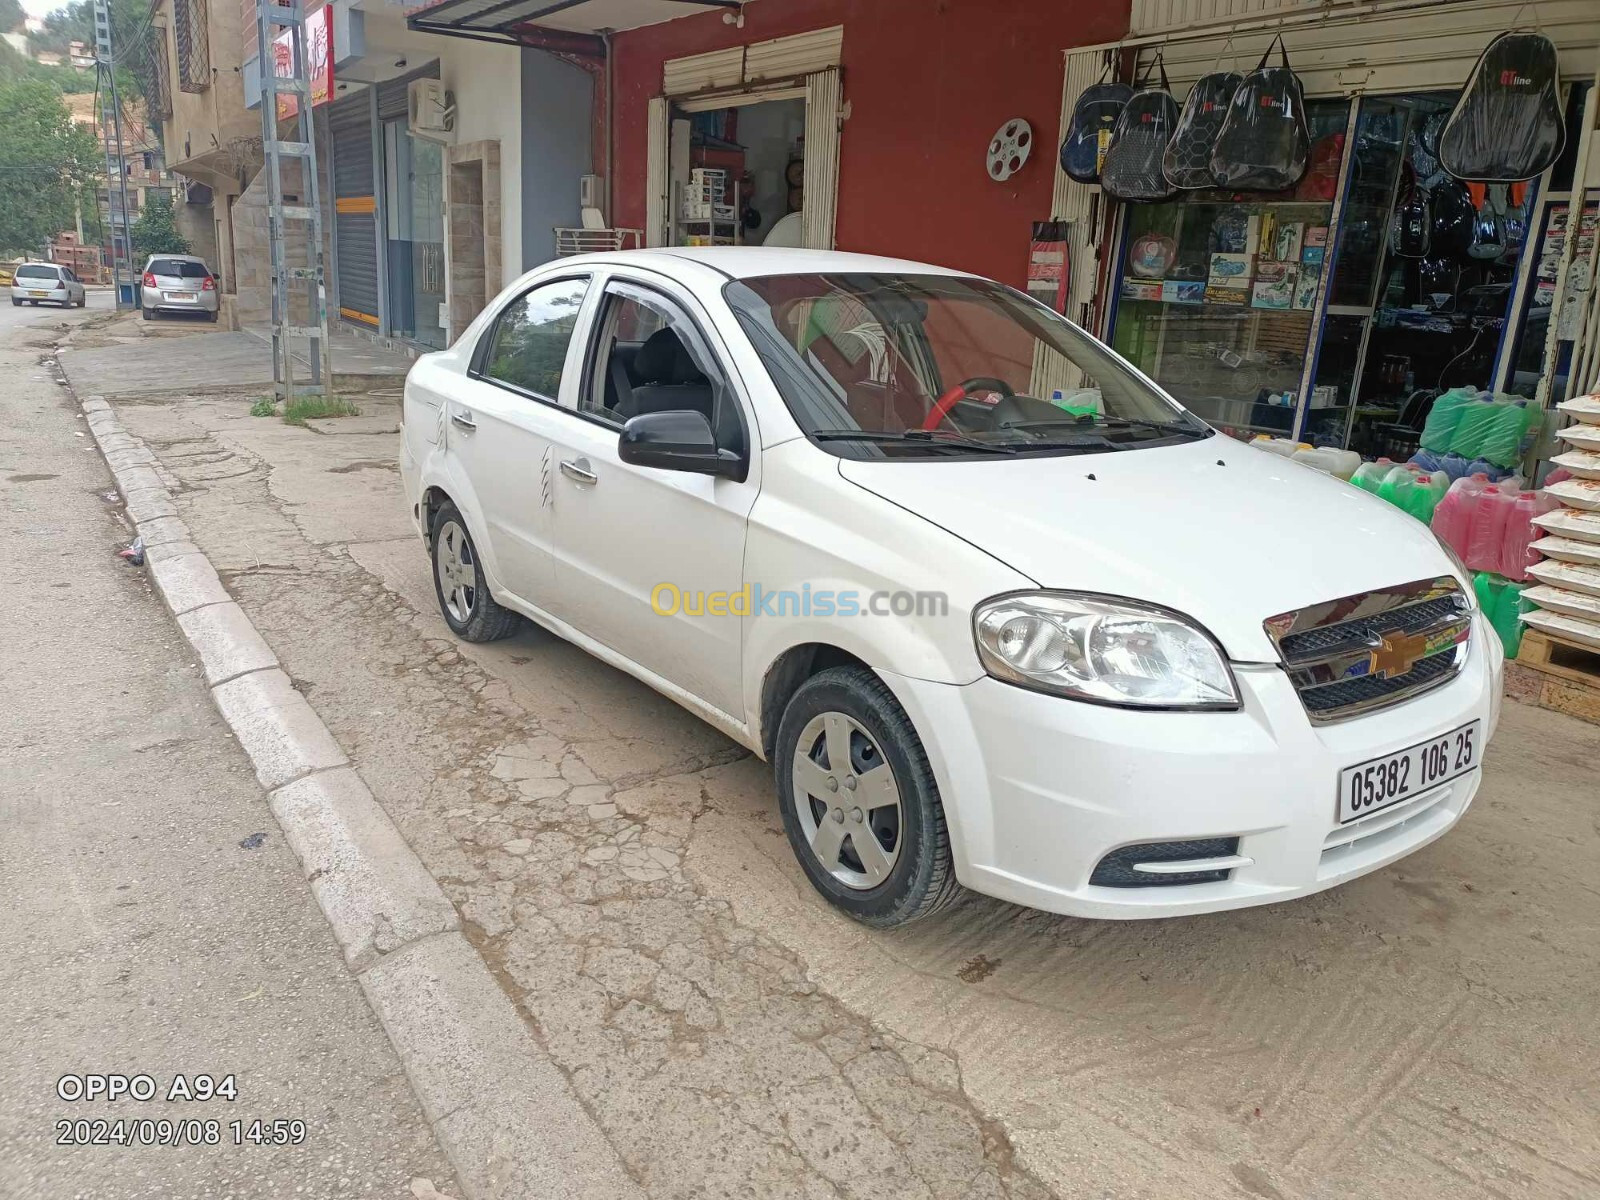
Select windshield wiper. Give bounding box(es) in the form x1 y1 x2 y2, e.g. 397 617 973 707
811 429 1018 455
1003 415 1212 440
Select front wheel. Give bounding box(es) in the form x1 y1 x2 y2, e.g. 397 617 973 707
429 501 520 643
9 298 18 307
775 666 964 927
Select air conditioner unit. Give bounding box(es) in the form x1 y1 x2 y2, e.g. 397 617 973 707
407 78 455 143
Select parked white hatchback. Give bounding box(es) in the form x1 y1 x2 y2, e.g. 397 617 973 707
10 261 87 308
399 248 1502 926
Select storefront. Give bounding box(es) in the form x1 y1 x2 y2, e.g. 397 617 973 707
1053 0 1600 459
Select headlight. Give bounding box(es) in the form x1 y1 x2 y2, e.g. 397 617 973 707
973 592 1240 710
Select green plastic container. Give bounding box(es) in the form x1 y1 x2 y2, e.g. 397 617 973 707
1448 401 1499 459
1473 571 1531 659
1420 387 1478 453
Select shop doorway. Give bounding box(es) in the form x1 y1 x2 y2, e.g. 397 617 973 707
647 65 843 252
383 122 447 349
1309 91 1539 459
664 96 807 249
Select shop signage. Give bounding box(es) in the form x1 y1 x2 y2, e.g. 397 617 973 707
274 3 334 122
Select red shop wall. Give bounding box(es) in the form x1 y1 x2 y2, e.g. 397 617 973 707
609 0 1130 287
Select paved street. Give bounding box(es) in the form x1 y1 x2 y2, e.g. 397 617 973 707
47 314 1600 1200
0 296 459 1198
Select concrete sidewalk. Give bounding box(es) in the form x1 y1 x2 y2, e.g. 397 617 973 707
58 325 411 400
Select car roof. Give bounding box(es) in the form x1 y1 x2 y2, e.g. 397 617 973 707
551 247 972 282
145 254 207 264
19 261 63 269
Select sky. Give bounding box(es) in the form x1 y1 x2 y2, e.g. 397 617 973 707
21 0 70 18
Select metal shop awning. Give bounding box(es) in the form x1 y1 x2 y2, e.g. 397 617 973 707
406 0 738 50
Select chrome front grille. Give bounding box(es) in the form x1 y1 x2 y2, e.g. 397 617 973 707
1264 577 1471 724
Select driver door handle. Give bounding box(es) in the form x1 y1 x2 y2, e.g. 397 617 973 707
450 409 477 432
560 457 598 485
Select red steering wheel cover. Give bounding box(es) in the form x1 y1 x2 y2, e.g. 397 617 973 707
922 385 968 432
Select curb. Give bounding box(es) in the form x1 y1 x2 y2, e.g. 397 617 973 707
76 392 644 1200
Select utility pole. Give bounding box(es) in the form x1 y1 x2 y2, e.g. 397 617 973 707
93 0 137 310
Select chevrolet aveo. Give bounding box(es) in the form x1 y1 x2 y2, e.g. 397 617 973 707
399 248 1502 927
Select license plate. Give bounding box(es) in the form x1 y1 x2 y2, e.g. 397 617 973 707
163 292 195 302
29 290 48 297
1338 720 1481 824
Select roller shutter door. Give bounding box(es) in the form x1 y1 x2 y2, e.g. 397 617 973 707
330 93 379 327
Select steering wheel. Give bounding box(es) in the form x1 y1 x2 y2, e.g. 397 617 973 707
921 376 1015 431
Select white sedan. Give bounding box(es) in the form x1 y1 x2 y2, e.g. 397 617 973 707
399 248 1501 926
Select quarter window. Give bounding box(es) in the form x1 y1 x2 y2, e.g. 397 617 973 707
484 278 589 400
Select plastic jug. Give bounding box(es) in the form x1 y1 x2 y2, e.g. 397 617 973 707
1433 474 1490 558
1439 454 1474 481
1377 466 1415 513
1491 580 1532 658
1408 470 1450 523
1500 489 1563 581
1252 435 1309 458
1449 401 1499 459
1465 485 1514 572
1351 458 1397 495
1420 387 1478 453
1291 445 1361 478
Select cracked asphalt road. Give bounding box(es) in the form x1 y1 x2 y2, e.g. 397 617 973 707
61 324 1600 1199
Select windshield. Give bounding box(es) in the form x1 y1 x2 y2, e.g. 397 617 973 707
724 273 1210 459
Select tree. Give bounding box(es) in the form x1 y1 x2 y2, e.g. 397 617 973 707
129 192 189 256
0 79 100 256
0 0 25 35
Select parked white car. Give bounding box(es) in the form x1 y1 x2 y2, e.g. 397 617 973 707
399 249 1502 926
10 261 86 308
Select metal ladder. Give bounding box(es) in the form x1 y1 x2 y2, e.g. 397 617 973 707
253 0 332 399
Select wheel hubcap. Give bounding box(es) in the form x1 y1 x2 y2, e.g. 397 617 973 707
436 521 476 623
791 712 903 890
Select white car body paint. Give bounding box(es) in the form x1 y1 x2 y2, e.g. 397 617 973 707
399 247 1503 920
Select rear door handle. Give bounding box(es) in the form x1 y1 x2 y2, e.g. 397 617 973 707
450 409 477 431
560 458 597 485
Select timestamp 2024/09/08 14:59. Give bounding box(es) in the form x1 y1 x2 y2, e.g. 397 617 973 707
52 1073 308 1149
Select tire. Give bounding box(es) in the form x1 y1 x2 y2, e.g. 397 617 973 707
775 666 964 927
76 296 86 308
9 298 18 307
207 308 219 323
142 307 153 320
429 500 520 643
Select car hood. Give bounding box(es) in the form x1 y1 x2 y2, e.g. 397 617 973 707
838 435 1460 662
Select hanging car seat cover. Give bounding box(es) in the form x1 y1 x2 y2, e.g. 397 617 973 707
1210 36 1310 192
1163 71 1242 189
1430 177 1476 258
1062 81 1133 184
1101 57 1180 203
1392 182 1432 258
1439 32 1563 182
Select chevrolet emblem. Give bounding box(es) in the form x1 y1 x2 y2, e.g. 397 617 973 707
1368 630 1429 679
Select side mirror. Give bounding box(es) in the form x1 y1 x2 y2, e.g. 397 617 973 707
619 410 745 480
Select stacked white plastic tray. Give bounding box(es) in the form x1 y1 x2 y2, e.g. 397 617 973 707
1523 394 1600 652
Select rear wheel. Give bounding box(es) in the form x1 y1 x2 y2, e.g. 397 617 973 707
142 307 154 321
9 298 18 307
776 666 964 927
207 308 219 323
430 501 520 643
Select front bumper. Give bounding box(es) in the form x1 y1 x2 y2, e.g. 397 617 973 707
881 612 1503 919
